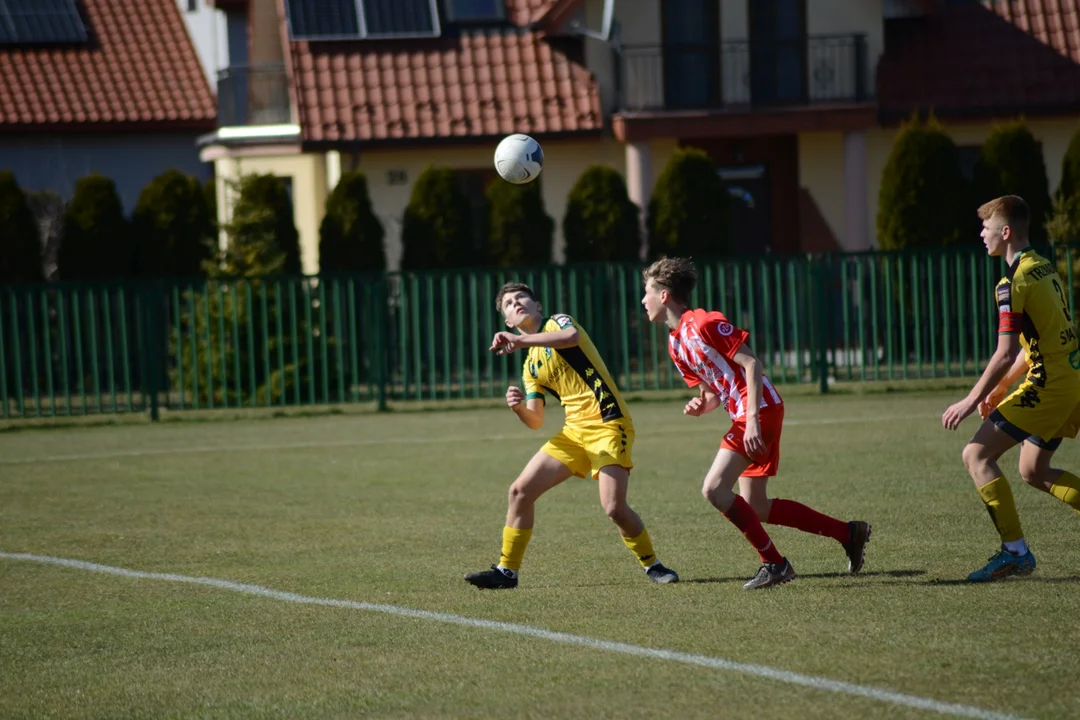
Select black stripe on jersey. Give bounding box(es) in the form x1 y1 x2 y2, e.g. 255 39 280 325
1022 311 1047 387
541 385 562 403
555 346 624 422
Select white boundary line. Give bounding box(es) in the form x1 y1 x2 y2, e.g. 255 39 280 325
0 551 1024 720
0 414 933 465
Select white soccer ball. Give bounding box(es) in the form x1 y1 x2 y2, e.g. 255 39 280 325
494 133 544 184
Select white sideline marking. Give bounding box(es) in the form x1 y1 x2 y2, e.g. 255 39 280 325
0 552 1023 720
0 414 932 466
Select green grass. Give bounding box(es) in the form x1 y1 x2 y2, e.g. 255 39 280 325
2 392 1079 719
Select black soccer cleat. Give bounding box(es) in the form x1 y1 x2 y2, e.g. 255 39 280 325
743 558 796 590
842 521 872 574
645 562 680 584
464 565 518 590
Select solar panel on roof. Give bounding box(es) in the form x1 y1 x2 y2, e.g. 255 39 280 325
446 0 506 23
283 0 361 40
359 0 439 38
0 0 88 45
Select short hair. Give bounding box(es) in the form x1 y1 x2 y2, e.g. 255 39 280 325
643 257 698 304
978 195 1030 236
494 282 537 313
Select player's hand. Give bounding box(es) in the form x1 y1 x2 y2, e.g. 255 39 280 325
942 397 978 431
743 415 766 458
684 397 706 416
490 331 520 355
506 386 525 408
978 388 1006 420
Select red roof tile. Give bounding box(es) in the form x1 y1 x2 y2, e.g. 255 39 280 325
0 0 216 131
290 0 602 144
878 0 1080 121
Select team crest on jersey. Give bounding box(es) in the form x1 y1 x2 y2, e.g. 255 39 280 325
717 322 734 336
554 314 574 329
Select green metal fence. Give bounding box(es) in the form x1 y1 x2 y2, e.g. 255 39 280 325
2 247 1077 420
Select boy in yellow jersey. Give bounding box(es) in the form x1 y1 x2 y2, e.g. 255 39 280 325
464 282 679 589
943 195 1080 581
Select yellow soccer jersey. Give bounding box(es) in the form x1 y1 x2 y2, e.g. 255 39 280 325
995 248 1080 388
521 314 631 427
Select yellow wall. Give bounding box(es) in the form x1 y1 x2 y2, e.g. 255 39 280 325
354 137 678 269
798 131 846 247
213 153 328 275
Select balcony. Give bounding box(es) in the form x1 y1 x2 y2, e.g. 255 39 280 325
616 34 869 113
216 63 292 127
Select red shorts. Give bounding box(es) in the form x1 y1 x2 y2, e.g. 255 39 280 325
722 404 784 477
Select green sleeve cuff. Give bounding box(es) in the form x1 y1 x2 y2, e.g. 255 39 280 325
526 391 545 403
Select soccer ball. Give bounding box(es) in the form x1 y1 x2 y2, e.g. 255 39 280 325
494 133 544 184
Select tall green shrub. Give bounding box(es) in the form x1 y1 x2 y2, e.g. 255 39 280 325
400 166 475 270
319 171 386 273
877 116 970 250
563 165 640 262
1060 122 1080 205
132 170 214 279
0 171 42 283
486 177 554 267
972 120 1051 246
58 173 132 280
647 147 732 260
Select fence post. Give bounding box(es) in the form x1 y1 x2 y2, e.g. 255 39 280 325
143 282 166 422
815 255 830 394
377 274 390 412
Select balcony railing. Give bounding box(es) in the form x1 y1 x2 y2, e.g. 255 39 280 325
616 34 869 112
217 63 292 127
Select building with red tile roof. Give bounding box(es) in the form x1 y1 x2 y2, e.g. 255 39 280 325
199 0 1080 271
0 0 217 210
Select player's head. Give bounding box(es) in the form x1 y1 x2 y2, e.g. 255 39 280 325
978 195 1029 255
495 282 542 328
641 257 697 322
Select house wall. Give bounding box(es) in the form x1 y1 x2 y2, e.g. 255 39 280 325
215 153 328 275
0 133 210 212
798 131 846 248
352 136 678 270
805 0 884 94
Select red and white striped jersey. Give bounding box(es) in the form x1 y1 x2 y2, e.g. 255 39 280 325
668 308 783 420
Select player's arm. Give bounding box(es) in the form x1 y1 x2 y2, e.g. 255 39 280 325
943 332 1022 430
506 386 544 429
684 385 722 416
490 326 578 354
731 342 766 456
978 349 1028 419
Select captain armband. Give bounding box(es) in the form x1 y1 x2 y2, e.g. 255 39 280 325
998 312 1022 334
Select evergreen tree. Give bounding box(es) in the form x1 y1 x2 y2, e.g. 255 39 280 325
58 173 133 280
132 169 215 279
400 166 475 269
647 147 733 260
877 116 970 250
0 171 43 283
319 171 386 273
972 120 1051 246
563 165 640 262
486 177 554 267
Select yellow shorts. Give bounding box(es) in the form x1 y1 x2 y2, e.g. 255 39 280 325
996 379 1080 441
541 421 634 480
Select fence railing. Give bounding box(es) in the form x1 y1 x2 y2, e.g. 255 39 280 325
2 247 1076 420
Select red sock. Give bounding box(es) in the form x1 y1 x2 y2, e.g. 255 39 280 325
723 496 784 565
767 499 850 543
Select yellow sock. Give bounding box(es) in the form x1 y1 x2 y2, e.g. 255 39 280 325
499 526 532 572
1049 471 1080 514
621 528 658 568
977 477 1025 543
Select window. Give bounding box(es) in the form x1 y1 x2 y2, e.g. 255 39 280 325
445 0 506 23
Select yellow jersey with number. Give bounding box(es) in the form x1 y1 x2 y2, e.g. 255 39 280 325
521 314 631 428
995 248 1080 389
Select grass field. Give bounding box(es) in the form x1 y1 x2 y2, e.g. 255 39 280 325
2 391 1079 719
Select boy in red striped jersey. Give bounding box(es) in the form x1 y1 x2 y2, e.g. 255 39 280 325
642 257 871 589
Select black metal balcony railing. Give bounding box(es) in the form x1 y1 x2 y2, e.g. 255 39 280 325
616 34 869 112
217 64 292 127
